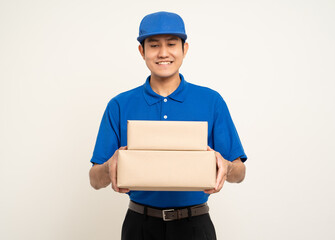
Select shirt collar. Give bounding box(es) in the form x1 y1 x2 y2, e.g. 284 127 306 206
143 73 188 106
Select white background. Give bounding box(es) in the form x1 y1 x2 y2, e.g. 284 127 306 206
1 0 334 239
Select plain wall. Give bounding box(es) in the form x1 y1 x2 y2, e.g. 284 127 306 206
1 0 334 239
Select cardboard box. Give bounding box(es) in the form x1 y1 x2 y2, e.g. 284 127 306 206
127 120 208 151
117 150 216 191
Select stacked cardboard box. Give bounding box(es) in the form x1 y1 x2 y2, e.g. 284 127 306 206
117 120 216 191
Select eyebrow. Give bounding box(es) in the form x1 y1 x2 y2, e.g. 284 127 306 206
147 37 179 42
166 37 179 41
147 39 159 42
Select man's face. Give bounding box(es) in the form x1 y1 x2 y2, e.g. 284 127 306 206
139 34 189 80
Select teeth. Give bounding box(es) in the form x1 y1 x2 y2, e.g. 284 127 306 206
158 62 171 65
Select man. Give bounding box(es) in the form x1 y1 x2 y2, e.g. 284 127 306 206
89 11 247 240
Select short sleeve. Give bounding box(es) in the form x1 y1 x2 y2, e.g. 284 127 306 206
213 94 247 162
90 98 121 165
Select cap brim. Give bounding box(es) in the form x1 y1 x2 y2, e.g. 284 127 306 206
137 32 187 43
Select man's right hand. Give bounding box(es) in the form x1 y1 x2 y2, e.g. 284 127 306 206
89 146 130 193
106 146 130 193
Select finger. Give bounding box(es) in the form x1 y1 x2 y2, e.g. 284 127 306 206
216 167 228 192
118 188 130 193
112 147 128 193
215 155 224 190
204 188 215 194
111 183 119 192
111 180 119 192
216 174 227 192
207 146 214 151
111 159 119 192
106 160 116 191
216 160 230 192
111 183 117 192
111 148 124 192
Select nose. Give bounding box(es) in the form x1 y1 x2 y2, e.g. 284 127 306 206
158 44 169 58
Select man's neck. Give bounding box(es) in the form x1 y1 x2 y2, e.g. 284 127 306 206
149 73 181 97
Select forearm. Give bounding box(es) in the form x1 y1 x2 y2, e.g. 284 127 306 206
226 158 246 183
89 162 111 190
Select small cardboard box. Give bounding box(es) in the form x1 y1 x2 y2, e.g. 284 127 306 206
127 120 208 151
117 150 216 191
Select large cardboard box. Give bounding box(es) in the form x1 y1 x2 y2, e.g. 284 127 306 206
127 120 207 151
117 150 216 191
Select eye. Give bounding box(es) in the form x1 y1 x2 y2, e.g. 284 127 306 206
168 43 176 46
150 45 159 48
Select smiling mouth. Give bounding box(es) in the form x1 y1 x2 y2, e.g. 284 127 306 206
157 61 173 65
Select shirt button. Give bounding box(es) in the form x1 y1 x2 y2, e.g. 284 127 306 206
164 98 167 102
164 115 167 119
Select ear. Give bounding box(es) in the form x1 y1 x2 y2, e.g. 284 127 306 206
183 42 189 58
138 44 145 59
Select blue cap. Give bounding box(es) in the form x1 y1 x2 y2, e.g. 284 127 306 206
137 11 187 43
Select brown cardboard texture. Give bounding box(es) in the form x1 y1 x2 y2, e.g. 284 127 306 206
127 120 207 151
117 150 216 191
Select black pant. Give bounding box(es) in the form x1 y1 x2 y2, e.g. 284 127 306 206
121 209 217 240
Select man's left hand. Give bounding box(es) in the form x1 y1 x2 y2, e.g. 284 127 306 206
204 146 233 194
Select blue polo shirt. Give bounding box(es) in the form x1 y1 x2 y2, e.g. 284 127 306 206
90 73 247 208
